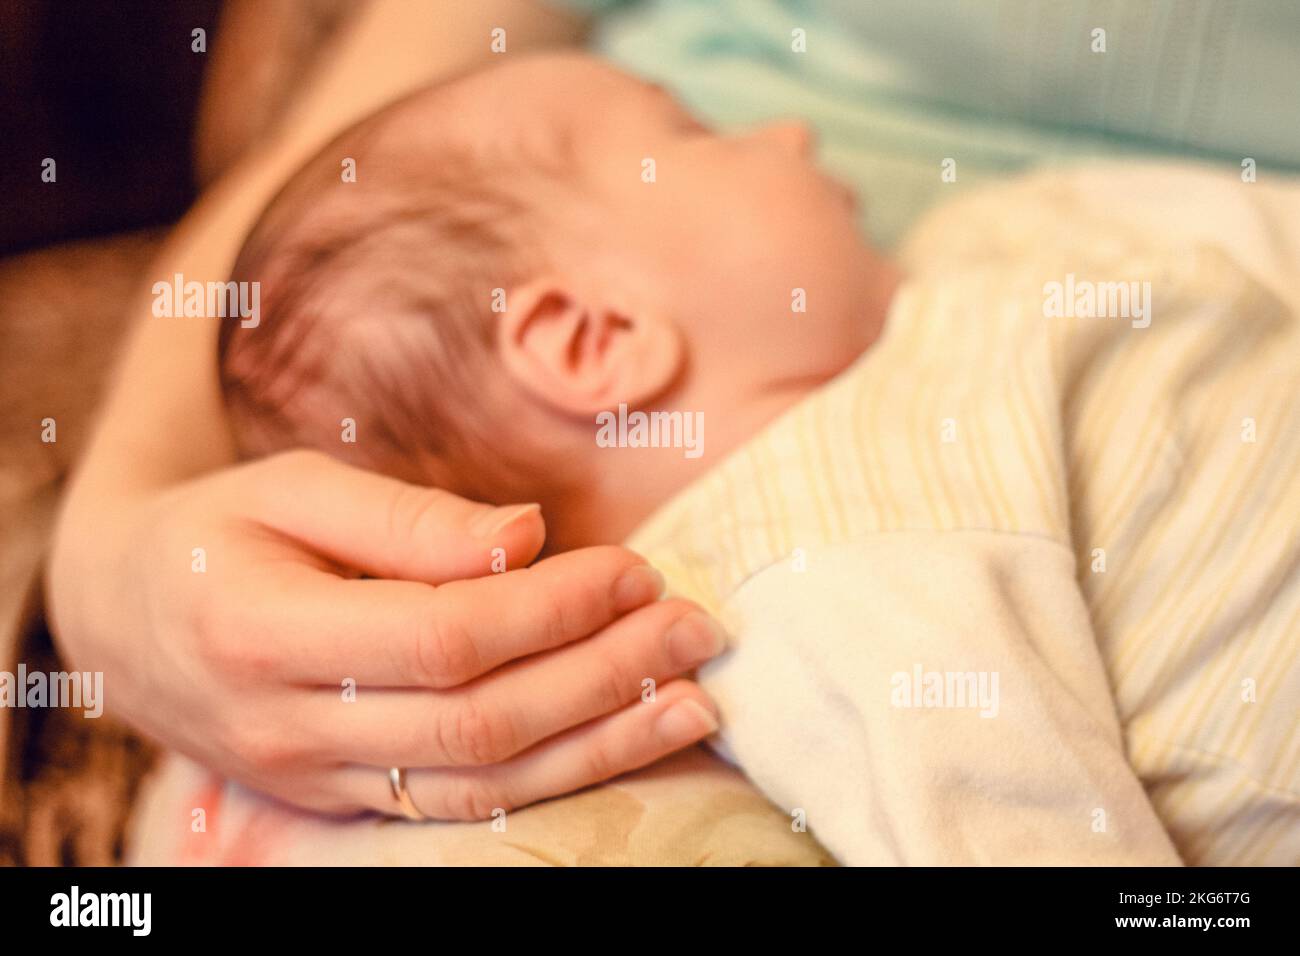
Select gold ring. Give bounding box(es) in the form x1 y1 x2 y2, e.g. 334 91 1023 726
388 767 427 820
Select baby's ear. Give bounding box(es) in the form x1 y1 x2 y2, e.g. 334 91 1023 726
497 276 682 416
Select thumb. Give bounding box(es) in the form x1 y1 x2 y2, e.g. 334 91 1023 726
240 450 546 582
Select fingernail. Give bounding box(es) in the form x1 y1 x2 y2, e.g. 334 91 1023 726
612 564 666 612
665 611 727 668
655 698 720 745
471 502 540 539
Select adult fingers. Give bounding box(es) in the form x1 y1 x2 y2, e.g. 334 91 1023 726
237 449 545 583
251 547 667 687
310 598 724 767
328 680 720 820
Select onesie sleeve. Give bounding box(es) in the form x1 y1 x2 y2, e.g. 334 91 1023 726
703 529 1182 865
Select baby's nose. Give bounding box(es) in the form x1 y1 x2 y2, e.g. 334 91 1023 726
747 121 816 157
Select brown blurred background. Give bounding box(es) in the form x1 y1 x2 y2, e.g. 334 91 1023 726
0 0 354 866
1 0 216 254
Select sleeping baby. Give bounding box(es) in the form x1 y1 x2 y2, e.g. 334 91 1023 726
218 53 1300 865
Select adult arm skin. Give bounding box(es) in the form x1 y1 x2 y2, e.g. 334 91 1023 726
46 0 724 818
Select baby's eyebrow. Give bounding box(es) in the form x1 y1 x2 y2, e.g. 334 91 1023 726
643 81 680 107
627 78 670 106
637 80 709 129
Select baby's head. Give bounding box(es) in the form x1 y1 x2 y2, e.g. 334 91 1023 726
220 53 895 549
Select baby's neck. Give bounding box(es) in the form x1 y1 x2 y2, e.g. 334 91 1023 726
537 377 834 553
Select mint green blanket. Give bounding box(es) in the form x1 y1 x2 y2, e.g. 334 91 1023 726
558 0 1300 245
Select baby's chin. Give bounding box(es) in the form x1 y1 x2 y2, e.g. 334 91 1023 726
811 280 898 379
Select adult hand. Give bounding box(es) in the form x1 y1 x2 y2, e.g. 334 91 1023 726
48 449 723 819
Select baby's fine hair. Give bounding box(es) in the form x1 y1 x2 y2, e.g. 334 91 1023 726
218 82 549 497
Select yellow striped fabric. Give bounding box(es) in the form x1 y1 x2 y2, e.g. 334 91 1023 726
627 236 1299 865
